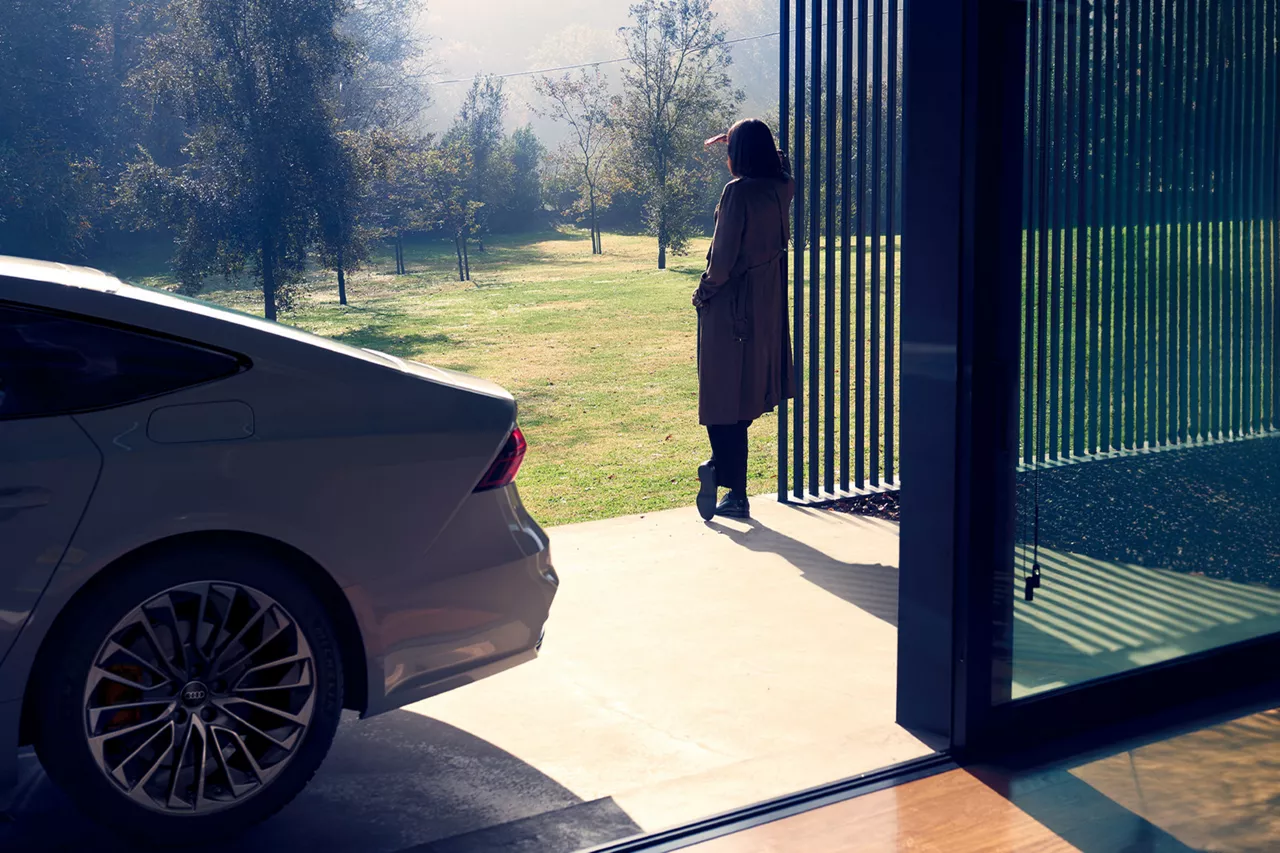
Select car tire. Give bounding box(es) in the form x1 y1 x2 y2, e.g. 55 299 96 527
32 543 344 844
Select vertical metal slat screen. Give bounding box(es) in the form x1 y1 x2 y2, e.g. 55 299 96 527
778 0 904 501
1020 0 1280 469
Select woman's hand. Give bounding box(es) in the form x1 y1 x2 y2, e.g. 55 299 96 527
692 291 705 309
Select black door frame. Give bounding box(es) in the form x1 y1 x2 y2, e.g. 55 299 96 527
896 0 1026 751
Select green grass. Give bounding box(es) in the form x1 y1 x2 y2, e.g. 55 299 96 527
117 227 903 525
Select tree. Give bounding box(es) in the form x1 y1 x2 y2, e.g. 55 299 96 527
445 75 506 253
0 0 116 260
615 0 741 269
435 141 478 281
369 132 474 282
534 66 614 253
317 130 378 305
121 0 354 320
370 132 432 276
337 0 430 132
320 0 431 300
491 125 545 234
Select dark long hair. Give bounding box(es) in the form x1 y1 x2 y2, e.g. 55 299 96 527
726 118 784 180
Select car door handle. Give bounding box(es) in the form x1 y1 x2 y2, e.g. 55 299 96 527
0 487 52 509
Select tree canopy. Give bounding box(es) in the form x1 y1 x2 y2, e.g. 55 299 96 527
118 0 353 319
534 66 615 254
0 0 746 316
615 0 741 269
445 75 507 251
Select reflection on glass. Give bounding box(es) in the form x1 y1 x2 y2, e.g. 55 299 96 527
1010 0 1280 700
1014 444 1280 698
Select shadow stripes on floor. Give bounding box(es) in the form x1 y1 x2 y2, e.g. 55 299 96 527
1013 548 1280 657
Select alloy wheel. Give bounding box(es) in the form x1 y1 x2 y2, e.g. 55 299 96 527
82 581 316 814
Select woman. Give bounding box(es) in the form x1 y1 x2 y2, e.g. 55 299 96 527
693 118 795 521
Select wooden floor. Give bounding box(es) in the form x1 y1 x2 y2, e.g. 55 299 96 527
686 705 1280 852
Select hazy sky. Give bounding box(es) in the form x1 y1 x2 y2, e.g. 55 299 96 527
416 0 779 143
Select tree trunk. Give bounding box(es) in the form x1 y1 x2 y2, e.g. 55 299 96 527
656 163 668 269
657 212 667 270
455 237 465 281
584 165 600 254
462 238 471 281
261 230 277 321
588 187 600 254
337 245 347 305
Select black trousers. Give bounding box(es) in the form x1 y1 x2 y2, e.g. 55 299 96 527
706 420 752 494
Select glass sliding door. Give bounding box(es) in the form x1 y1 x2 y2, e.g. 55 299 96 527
1011 0 1280 700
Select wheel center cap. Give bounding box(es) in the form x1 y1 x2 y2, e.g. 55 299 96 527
180 681 209 707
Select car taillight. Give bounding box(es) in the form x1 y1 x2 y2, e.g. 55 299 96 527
474 426 527 492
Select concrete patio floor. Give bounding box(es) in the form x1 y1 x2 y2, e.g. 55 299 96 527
1 500 926 852
414 499 927 833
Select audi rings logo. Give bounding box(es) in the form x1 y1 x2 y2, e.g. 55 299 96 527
181 682 209 706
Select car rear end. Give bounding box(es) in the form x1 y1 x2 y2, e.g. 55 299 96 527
1 269 559 721
310 353 560 716
362 397 560 715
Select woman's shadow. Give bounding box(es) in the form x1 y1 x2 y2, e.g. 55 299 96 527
706 516 899 627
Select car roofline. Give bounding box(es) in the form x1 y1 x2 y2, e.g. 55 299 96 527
0 255 119 290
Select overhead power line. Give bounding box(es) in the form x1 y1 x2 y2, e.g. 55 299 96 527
424 8 901 87
425 29 783 86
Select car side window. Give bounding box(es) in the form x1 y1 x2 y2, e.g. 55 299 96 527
0 303 242 419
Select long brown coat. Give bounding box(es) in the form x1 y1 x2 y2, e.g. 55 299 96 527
694 175 796 426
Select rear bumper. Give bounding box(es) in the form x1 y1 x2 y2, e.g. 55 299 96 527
363 644 540 717
356 485 558 717
362 547 557 717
